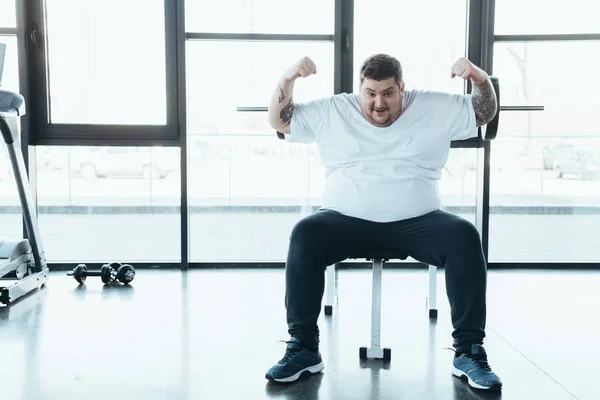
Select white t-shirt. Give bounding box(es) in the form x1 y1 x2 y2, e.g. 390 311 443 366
286 90 478 223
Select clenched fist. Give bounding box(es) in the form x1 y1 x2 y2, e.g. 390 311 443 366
283 56 317 81
451 58 487 85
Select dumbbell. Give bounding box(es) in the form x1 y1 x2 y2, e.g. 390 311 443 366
100 262 136 284
114 263 135 284
67 263 117 284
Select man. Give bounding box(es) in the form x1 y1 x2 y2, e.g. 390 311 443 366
265 53 502 391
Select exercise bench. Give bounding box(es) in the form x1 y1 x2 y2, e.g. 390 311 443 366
324 251 437 361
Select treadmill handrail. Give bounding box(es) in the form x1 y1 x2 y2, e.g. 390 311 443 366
0 90 48 273
0 89 26 144
0 113 15 144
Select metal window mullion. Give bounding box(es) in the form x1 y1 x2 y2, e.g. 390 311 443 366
0 28 17 35
164 0 179 139
467 0 495 261
334 0 343 94
176 0 189 270
333 0 353 94
495 33 600 42
25 0 48 140
185 32 334 41
481 0 495 263
338 0 353 94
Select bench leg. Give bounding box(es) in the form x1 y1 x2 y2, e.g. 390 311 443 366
360 259 391 360
324 264 336 315
428 264 438 319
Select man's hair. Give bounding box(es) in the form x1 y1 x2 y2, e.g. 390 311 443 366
359 54 403 87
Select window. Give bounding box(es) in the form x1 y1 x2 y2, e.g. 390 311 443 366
186 40 334 135
490 41 600 262
0 0 16 28
0 152 22 239
440 148 479 226
0 35 21 240
353 0 468 94
495 0 600 35
185 0 335 34
35 146 181 262
0 36 18 91
186 40 334 261
44 0 167 125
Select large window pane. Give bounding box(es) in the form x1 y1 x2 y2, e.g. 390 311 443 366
0 116 22 241
36 146 181 262
45 0 166 125
0 35 21 240
354 0 468 93
188 136 321 261
495 0 600 35
494 41 600 136
0 0 16 28
490 41 600 262
185 0 334 34
0 36 18 91
440 148 478 225
186 40 334 136
186 40 333 261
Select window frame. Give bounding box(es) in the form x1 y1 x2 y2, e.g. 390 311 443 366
23 0 181 146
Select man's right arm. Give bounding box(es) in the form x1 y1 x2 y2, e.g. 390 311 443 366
268 56 317 135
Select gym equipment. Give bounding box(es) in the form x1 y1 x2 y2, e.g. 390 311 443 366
0 43 6 86
67 264 116 284
115 263 135 284
0 88 50 306
357 250 402 361
67 262 135 284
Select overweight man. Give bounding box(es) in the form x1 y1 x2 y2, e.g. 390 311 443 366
265 53 502 391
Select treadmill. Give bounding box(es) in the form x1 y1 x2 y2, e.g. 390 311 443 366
0 84 49 305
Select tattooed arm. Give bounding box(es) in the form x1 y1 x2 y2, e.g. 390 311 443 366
450 57 497 126
268 78 296 134
268 56 317 134
471 77 497 127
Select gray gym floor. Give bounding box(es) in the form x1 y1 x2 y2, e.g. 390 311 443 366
1 267 597 400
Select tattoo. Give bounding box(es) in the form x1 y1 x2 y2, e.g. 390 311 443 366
277 85 285 103
280 98 294 124
471 79 497 126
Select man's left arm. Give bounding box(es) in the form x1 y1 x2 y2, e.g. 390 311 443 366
451 58 497 127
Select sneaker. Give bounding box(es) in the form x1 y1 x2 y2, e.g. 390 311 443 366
265 337 324 383
452 344 503 391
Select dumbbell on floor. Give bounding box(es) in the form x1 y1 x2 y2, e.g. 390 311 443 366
115 263 135 284
67 263 117 284
67 262 135 284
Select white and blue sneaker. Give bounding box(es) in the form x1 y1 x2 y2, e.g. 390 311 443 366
265 337 324 383
452 344 503 391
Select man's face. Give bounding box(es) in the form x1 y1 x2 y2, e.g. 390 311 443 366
359 77 404 127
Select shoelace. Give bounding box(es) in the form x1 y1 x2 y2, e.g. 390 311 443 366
444 347 491 371
277 340 300 363
468 353 491 371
